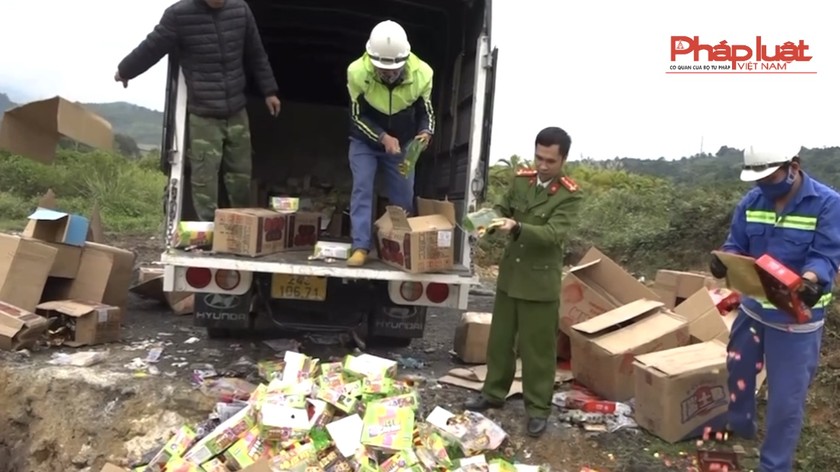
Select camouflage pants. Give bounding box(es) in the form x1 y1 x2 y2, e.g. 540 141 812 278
188 109 252 221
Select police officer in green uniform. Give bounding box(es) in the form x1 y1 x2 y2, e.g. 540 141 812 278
465 126 583 437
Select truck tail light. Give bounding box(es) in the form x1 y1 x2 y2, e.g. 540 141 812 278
426 283 449 304
185 267 212 288
399 282 424 302
215 269 241 290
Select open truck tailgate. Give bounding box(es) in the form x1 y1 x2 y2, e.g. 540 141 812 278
160 249 476 284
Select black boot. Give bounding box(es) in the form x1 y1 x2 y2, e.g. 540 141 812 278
527 417 547 437
464 396 504 412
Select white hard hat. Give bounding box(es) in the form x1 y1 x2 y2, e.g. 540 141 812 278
740 146 795 182
366 20 411 70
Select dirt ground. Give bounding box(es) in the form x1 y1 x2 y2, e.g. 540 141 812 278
0 234 838 471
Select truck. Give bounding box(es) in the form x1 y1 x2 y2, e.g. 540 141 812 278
158 0 498 347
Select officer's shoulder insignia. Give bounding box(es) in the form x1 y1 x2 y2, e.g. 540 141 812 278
515 168 538 177
559 176 580 192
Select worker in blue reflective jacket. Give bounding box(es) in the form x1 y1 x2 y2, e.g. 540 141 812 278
709 146 840 472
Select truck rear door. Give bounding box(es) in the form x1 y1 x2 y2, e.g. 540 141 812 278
426 2 497 272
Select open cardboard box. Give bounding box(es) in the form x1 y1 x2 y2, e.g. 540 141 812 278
559 247 661 335
569 299 690 402
652 269 715 309
375 198 456 274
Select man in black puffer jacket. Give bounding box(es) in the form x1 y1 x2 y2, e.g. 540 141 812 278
115 0 281 221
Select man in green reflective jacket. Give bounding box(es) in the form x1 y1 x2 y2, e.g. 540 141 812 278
465 126 583 437
344 20 436 267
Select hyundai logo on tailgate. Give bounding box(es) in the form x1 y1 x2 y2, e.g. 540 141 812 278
203 293 241 310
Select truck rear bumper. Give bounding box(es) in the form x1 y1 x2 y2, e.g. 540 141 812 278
159 249 478 285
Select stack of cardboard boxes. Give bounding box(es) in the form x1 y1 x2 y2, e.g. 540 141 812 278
560 247 766 443
451 246 766 444
0 207 135 351
179 197 458 276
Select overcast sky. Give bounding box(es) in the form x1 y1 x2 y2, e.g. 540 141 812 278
0 0 835 162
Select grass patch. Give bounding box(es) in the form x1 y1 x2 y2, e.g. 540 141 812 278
0 150 165 234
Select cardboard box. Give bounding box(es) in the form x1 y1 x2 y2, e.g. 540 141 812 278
453 312 492 364
673 289 729 343
42 242 83 278
23 208 90 247
652 269 714 309
0 96 114 163
36 300 121 346
711 250 766 299
0 301 50 351
213 208 287 257
284 211 322 250
633 340 729 443
130 267 194 316
569 299 690 401
43 242 135 309
375 198 456 274
559 247 661 335
0 233 57 312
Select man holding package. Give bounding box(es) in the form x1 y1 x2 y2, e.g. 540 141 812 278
709 146 840 472
345 20 436 267
114 0 282 221
464 127 583 437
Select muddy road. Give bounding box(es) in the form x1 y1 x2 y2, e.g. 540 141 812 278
0 235 825 471
0 289 699 471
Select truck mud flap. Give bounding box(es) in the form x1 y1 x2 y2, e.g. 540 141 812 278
369 304 427 339
193 291 253 330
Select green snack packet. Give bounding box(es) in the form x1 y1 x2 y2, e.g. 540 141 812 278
462 207 501 236
398 138 425 178
309 426 333 451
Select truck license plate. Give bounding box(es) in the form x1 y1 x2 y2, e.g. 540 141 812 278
270 274 327 301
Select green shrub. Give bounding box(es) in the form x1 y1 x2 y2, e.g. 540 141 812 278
0 149 166 233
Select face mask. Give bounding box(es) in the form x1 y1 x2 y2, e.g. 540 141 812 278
376 68 404 84
757 167 795 201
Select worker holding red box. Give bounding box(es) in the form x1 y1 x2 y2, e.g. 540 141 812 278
709 146 840 472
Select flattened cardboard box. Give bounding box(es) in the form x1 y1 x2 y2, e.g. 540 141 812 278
570 299 690 402
213 208 287 257
0 301 49 351
375 198 456 274
633 340 729 443
37 300 121 346
0 233 58 312
43 242 135 310
559 247 661 335
41 241 83 278
0 96 113 163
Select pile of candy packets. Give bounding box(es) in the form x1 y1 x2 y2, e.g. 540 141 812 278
119 351 549 472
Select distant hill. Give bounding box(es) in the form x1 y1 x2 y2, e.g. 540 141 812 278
0 93 163 148
0 93 14 115
575 145 840 190
73 102 163 147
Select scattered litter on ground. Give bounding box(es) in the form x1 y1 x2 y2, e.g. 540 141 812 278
48 350 108 367
552 388 637 433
